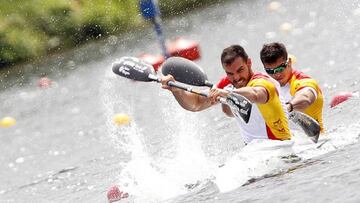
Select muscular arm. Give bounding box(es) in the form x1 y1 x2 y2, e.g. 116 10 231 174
214 86 268 117
288 88 317 112
171 90 213 112
232 86 268 104
161 74 213 112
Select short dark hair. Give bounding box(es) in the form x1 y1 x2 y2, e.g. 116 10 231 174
221 45 248 65
260 42 288 64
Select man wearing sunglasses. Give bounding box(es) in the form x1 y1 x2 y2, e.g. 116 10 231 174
260 42 324 132
162 45 291 144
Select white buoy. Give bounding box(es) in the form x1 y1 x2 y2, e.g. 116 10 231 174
280 22 293 33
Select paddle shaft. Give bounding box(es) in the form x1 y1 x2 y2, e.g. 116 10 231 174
148 74 228 103
168 81 208 97
149 74 216 97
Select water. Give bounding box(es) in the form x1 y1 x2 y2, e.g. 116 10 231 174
1 0 360 202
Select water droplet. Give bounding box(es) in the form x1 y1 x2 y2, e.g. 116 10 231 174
15 157 25 163
328 60 335 66
265 32 276 39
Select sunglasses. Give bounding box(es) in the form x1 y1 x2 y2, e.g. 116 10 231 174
264 62 288 74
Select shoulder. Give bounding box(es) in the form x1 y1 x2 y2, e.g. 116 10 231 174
249 72 275 88
249 72 278 97
290 69 322 93
252 72 271 80
292 69 311 80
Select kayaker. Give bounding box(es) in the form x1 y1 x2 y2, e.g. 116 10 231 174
260 42 324 133
161 44 291 144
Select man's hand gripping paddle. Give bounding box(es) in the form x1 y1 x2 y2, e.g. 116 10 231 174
161 57 320 143
112 57 252 123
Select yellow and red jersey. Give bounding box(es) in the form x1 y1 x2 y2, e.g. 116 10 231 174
283 70 324 132
217 72 291 143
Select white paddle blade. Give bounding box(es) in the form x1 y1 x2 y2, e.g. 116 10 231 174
112 57 155 82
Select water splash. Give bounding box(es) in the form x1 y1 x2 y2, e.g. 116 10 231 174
116 97 217 201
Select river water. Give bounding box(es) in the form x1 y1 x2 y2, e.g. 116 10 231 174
1 0 360 202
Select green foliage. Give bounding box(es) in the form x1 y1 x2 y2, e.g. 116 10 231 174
158 0 222 17
0 0 223 67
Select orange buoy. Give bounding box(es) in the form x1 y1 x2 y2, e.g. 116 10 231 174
330 92 353 108
139 53 165 72
168 38 201 61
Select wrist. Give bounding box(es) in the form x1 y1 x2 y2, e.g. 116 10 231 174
286 101 294 112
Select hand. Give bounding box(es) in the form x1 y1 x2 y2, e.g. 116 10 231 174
161 74 182 93
208 88 230 104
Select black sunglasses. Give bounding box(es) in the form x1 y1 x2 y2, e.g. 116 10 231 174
264 62 288 74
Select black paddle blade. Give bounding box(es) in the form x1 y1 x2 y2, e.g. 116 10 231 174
161 57 210 86
289 111 320 143
226 93 252 123
112 57 155 82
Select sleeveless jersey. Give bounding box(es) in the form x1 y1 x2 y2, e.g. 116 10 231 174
281 70 324 132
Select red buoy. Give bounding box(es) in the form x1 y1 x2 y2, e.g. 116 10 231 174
107 185 129 202
37 77 52 88
330 92 353 108
168 38 201 61
139 53 165 72
139 38 201 72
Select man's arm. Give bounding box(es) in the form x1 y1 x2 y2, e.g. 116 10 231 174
161 75 213 112
287 87 317 112
210 86 268 117
210 86 268 104
232 86 268 104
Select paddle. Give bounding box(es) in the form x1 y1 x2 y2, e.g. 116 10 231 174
161 57 213 87
112 57 251 123
289 111 320 143
161 57 320 143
